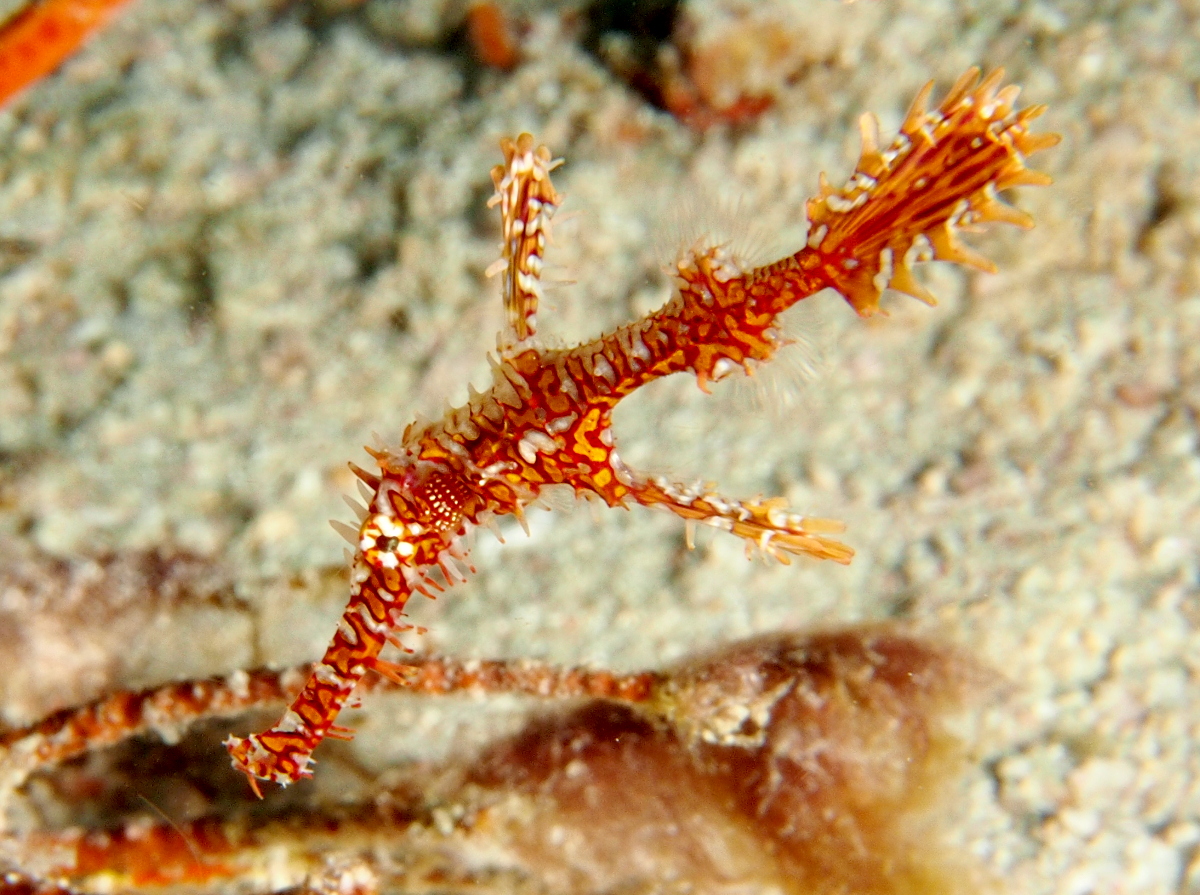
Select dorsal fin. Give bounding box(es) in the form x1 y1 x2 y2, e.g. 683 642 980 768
488 133 564 351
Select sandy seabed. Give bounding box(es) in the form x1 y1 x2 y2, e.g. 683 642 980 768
0 1 1197 892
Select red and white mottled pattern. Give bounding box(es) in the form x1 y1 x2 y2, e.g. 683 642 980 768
226 69 1058 792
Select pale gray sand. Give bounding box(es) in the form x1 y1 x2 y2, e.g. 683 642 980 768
0 1 1196 891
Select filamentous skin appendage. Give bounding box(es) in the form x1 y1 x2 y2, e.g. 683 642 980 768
225 68 1059 794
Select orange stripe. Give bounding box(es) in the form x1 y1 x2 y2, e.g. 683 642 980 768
0 0 136 108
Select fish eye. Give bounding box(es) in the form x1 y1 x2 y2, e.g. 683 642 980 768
376 535 399 552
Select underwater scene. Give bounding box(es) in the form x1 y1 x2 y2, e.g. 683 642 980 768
0 1 1195 893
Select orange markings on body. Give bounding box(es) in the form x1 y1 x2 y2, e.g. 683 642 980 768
225 70 1057 794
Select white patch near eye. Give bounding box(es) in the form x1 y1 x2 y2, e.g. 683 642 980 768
377 516 405 538
397 541 415 557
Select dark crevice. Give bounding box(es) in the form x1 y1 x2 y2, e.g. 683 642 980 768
387 307 411 336
0 237 39 274
441 17 509 100
353 234 395 284
579 0 683 113
211 24 249 72
185 236 217 329
1135 162 1182 254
